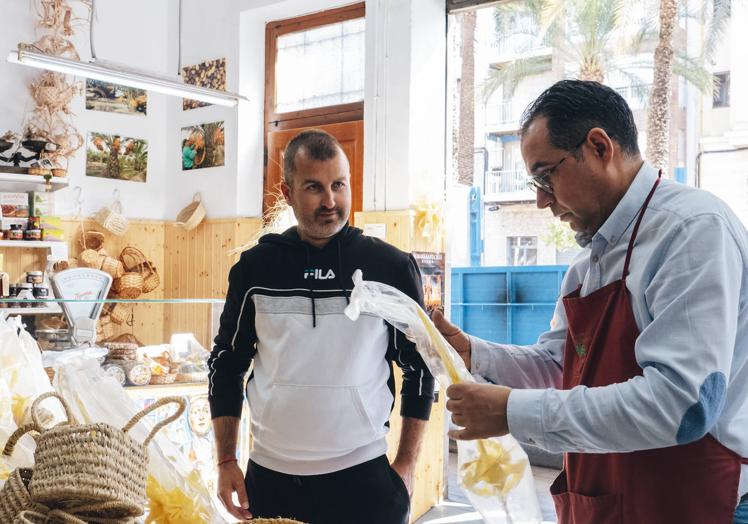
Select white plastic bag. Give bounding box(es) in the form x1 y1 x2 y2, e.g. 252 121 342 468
0 317 57 426
345 270 542 524
53 356 225 523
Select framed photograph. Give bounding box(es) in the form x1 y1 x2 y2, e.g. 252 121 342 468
182 57 226 110
85 80 147 115
86 132 148 183
181 121 225 170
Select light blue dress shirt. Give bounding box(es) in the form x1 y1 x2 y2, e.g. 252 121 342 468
471 161 748 498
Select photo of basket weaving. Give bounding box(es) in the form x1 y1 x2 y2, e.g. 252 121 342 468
3 0 748 523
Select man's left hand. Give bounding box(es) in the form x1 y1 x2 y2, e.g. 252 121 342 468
390 458 415 496
447 383 512 440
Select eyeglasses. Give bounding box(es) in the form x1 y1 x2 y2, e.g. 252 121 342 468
525 134 588 195
526 156 567 195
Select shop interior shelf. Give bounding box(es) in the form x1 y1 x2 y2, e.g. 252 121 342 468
0 240 67 249
0 171 69 192
1 302 62 316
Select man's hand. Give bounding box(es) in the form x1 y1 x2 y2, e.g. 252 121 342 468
390 458 415 496
217 460 252 520
446 383 511 440
431 309 471 370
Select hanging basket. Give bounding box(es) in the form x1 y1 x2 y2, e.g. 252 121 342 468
79 230 105 252
175 193 205 231
119 247 147 272
96 315 115 342
139 262 159 294
107 303 131 325
100 256 124 280
120 247 159 294
15 392 185 520
79 249 101 269
94 193 129 236
112 273 143 300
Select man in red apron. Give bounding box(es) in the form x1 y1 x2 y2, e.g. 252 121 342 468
437 80 748 523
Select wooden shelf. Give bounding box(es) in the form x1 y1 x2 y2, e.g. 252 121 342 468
0 171 69 192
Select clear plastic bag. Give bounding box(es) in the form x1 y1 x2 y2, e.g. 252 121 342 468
345 270 542 524
0 317 57 427
53 356 224 523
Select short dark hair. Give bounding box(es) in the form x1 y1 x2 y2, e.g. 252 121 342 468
283 129 342 185
520 80 640 158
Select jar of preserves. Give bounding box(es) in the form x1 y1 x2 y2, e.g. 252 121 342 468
26 271 44 284
8 224 24 241
24 229 42 241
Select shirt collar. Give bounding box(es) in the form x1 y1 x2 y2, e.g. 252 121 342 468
592 161 659 247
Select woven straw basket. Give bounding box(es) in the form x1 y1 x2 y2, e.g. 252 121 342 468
0 468 37 521
12 508 136 523
112 273 143 300
175 193 205 231
100 256 124 279
94 193 129 236
14 392 185 520
79 231 105 251
120 247 159 294
107 303 130 325
0 424 40 521
244 517 304 524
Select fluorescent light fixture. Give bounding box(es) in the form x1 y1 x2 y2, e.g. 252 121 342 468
7 44 247 107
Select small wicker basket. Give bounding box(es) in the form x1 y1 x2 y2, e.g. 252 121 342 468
119 247 146 272
120 247 159 294
79 231 105 251
148 373 177 385
79 249 101 269
96 315 115 342
17 393 185 520
175 193 205 231
107 303 131 325
94 192 129 236
100 256 124 280
112 273 143 300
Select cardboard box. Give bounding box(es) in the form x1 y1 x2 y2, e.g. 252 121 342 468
40 215 65 241
29 192 55 217
0 192 29 218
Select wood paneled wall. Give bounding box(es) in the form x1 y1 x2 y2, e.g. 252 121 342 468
356 209 448 521
163 218 262 348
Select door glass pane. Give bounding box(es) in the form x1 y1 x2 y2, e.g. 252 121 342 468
275 18 365 113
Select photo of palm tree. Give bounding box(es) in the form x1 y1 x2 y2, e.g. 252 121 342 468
86 132 148 183
86 80 147 115
181 121 225 170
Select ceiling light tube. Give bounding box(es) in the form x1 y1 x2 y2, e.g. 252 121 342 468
7 44 247 107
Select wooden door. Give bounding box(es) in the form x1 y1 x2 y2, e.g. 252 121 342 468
264 120 364 224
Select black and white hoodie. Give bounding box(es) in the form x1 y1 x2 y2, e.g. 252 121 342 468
208 224 435 475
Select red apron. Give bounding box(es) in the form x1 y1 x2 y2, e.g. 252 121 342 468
551 175 748 524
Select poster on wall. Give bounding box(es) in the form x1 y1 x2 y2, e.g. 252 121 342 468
412 252 446 310
85 80 147 115
181 121 225 170
86 132 148 183
182 57 226 110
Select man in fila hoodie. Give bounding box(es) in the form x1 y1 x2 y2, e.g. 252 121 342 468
209 129 435 524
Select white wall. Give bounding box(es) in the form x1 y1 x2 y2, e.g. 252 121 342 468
2 0 450 220
364 0 447 211
1 0 171 220
168 0 242 219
